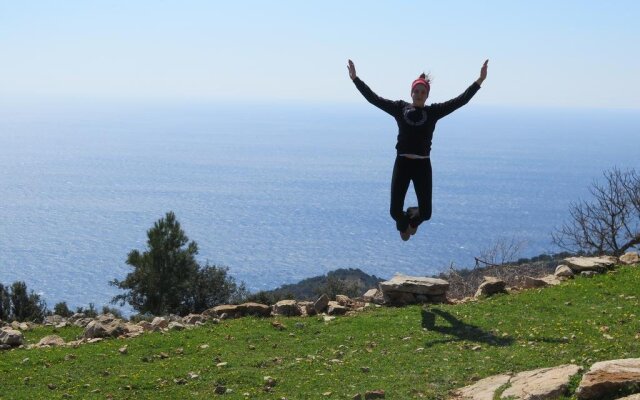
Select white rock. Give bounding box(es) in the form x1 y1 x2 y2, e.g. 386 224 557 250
501 364 580 399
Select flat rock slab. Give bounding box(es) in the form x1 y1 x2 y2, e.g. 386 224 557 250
564 256 617 272
379 275 449 296
451 374 512 400
577 358 640 400
501 364 581 399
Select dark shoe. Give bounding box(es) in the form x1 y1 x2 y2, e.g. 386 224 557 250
400 230 411 241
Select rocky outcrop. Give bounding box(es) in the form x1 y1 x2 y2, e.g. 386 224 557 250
576 358 640 399
314 294 330 313
379 275 449 305
474 276 507 298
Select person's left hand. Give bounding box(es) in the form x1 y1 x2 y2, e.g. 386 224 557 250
479 59 488 81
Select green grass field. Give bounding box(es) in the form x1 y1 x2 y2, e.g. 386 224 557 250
2 266 639 399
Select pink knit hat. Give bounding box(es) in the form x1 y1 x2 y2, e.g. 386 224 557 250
411 74 430 91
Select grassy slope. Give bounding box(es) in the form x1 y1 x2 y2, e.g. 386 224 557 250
1 266 639 400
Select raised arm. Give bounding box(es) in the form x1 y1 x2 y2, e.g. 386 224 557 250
348 59 400 116
431 59 488 119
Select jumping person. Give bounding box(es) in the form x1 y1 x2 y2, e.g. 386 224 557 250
348 59 488 241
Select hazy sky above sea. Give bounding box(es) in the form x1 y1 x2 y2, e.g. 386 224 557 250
1 1 639 109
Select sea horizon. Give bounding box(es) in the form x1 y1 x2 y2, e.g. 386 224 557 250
1 100 639 312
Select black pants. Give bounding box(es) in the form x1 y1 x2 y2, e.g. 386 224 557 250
390 156 432 232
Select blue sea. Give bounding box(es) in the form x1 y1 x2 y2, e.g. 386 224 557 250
1 100 639 311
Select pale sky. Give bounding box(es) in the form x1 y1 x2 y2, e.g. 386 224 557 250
1 1 639 109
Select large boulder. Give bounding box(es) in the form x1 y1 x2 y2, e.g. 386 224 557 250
474 276 507 298
563 256 617 272
576 358 640 399
379 275 449 305
620 252 640 265
500 364 581 399
326 301 348 316
272 300 301 317
554 265 574 278
362 288 384 304
380 275 449 295
0 329 24 347
314 294 330 313
211 305 244 319
240 302 272 317
83 317 127 339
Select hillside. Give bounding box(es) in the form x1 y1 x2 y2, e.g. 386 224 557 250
1 265 639 399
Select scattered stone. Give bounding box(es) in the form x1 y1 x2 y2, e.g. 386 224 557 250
314 294 330 313
273 300 301 317
577 358 640 399
451 374 512 400
0 329 24 347
474 276 507 298
352 394 363 400
173 378 187 385
137 321 157 332
47 383 57 390
336 295 353 306
83 318 127 339
327 301 348 316
188 372 199 380
215 305 242 320
36 335 65 347
182 314 204 325
364 390 385 399
297 301 316 316
555 265 575 278
564 256 616 272
581 271 598 278
151 317 169 329
118 346 128 355
214 385 226 394
216 362 228 368
167 322 185 331
522 276 550 289
501 364 581 400
271 321 286 330
240 302 272 317
361 367 370 373
620 252 640 265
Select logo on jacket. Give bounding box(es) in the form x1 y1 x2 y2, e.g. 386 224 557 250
402 106 428 126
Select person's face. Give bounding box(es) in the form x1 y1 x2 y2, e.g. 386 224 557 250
411 84 429 106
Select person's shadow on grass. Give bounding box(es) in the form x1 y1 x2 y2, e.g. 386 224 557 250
421 307 514 348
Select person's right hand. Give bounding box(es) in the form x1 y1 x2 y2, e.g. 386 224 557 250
347 59 357 80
